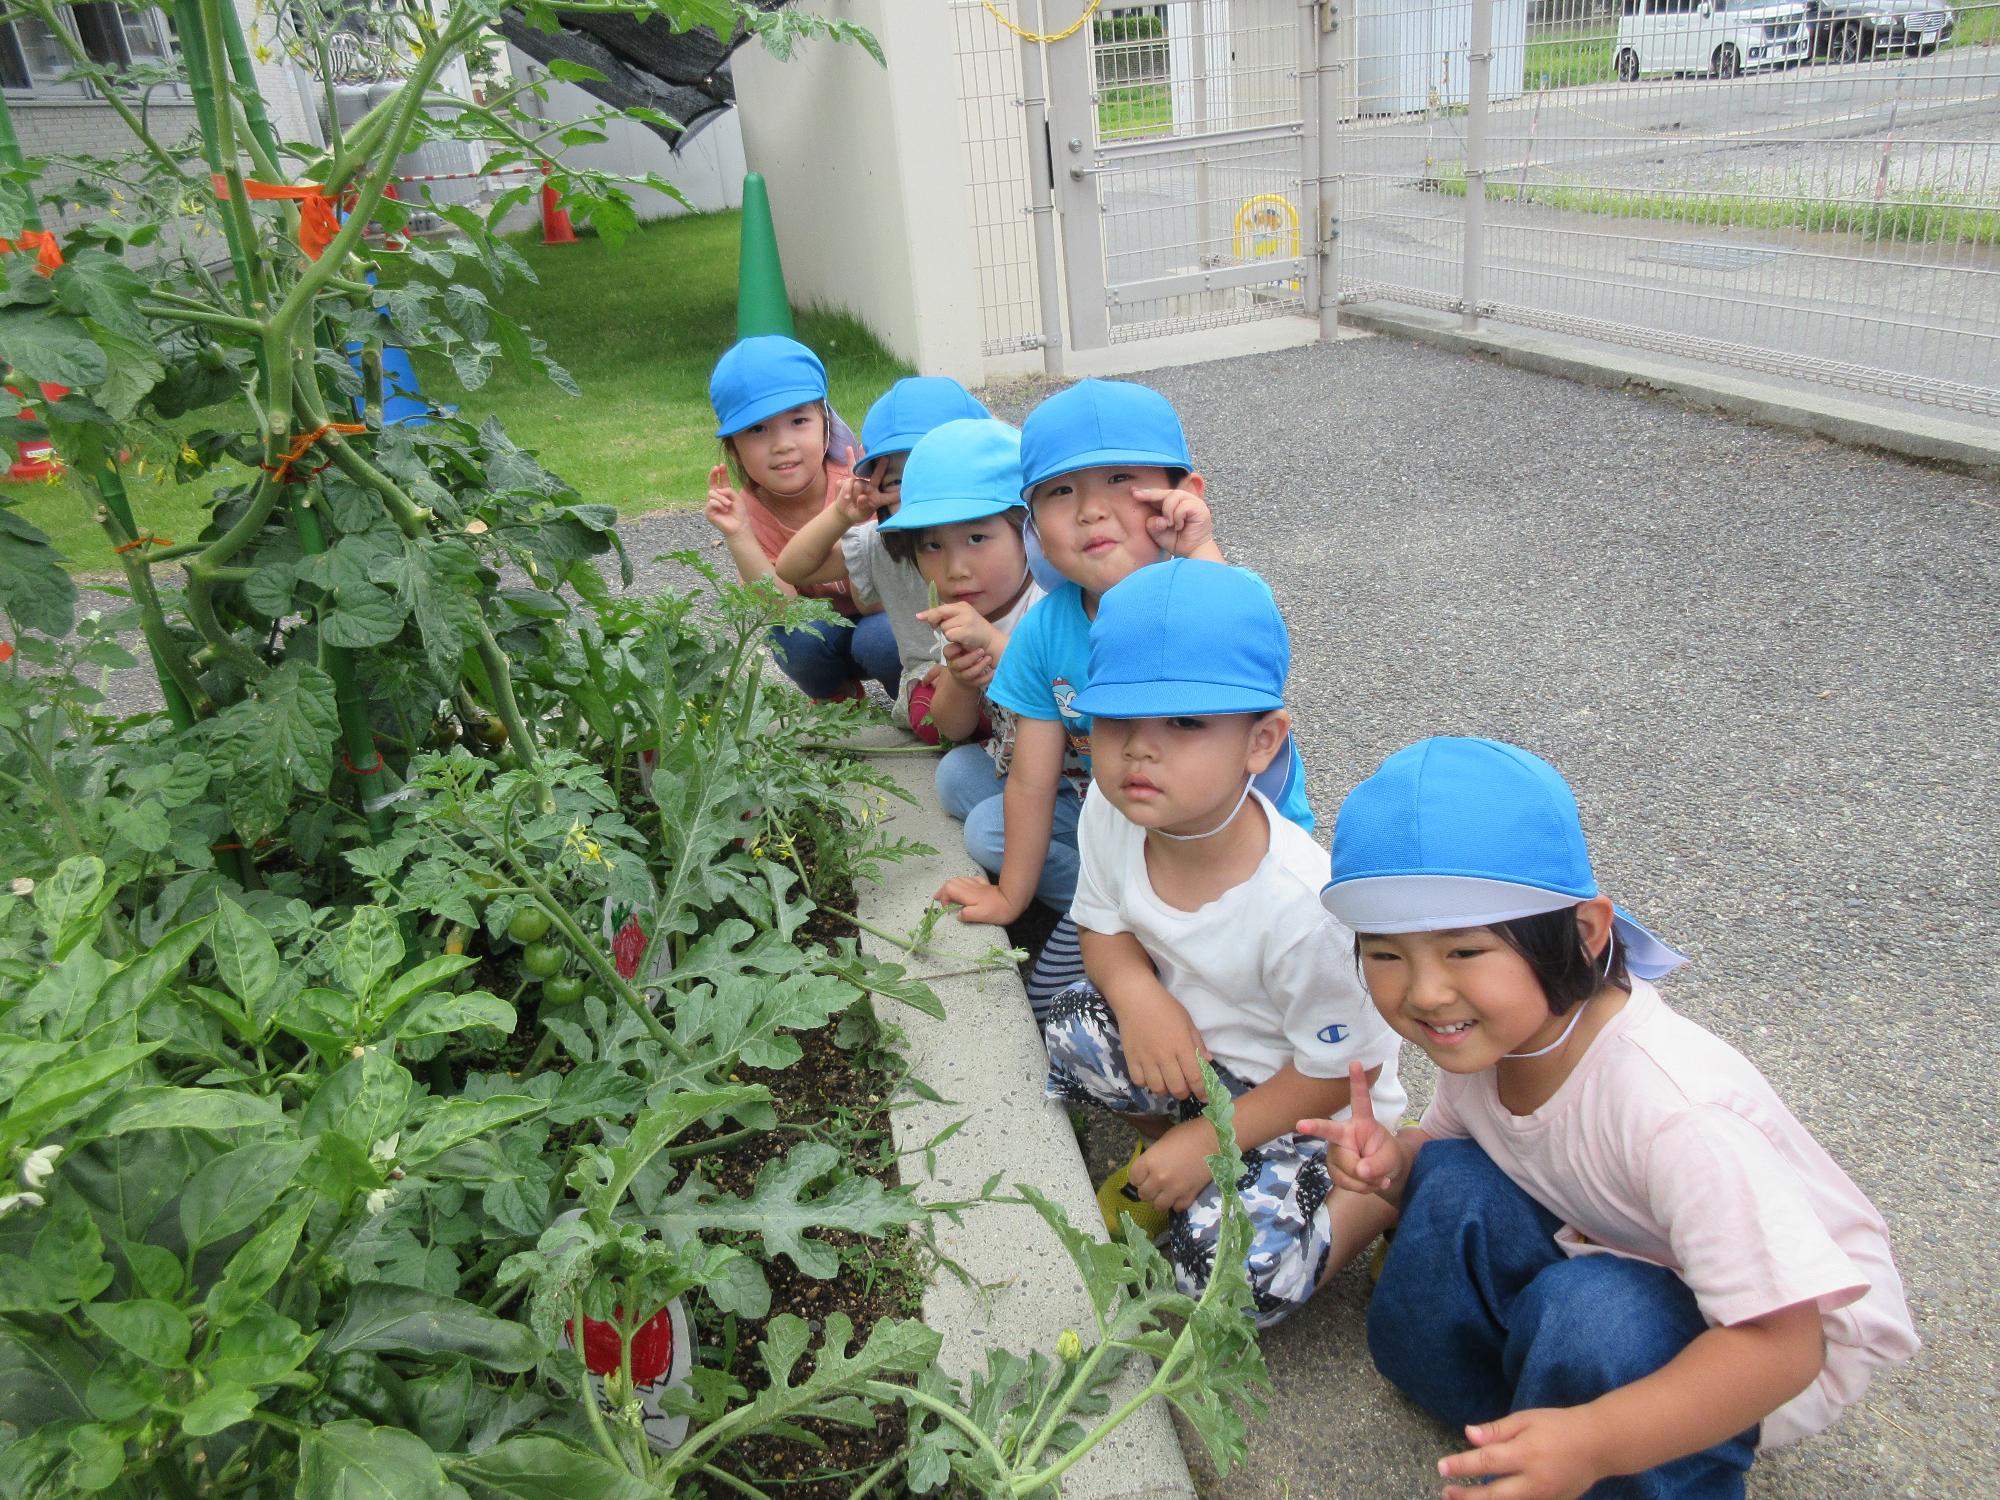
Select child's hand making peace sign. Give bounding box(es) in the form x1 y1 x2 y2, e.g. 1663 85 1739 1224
831 447 883 526
1296 1061 1403 1196
1131 484 1215 559
703 463 748 538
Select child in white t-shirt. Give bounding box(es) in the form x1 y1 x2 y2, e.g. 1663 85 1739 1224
1311 736 1918 1498
1041 559 1404 1328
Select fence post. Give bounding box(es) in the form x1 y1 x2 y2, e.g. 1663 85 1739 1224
1315 0 1343 340
1018 0 1067 377
1461 0 1493 332
1300 0 1322 335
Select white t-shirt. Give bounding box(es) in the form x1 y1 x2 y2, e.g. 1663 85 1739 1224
1420 980 1918 1448
1070 785 1405 1116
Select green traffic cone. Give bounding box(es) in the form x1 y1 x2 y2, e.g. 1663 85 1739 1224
736 172 795 339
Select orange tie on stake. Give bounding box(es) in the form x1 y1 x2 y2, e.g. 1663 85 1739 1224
261 422 368 484
214 174 341 260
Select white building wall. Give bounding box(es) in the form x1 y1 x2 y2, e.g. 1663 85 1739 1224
505 45 746 220
733 0 985 385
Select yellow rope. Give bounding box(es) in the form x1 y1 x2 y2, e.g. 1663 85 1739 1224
980 0 1103 45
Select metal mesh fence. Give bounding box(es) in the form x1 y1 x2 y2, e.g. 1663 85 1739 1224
950 0 1044 358
1332 0 2000 415
1087 0 1310 340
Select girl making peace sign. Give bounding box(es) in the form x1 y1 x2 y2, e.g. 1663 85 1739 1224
1304 738 1917 1500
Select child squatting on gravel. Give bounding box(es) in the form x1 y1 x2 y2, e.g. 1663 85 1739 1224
1040 559 1405 1328
773 377 992 740
872 418 1042 746
1307 737 1918 1500
701 335 893 702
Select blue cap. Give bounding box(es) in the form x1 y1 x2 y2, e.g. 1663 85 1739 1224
1321 737 1688 980
1073 560 1287 718
1019 379 1193 498
709 335 828 438
857 378 990 476
877 419 1027 531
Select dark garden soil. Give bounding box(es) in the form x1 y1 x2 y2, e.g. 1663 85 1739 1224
684 871 927 1499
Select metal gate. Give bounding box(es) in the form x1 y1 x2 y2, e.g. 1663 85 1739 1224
1044 0 1317 347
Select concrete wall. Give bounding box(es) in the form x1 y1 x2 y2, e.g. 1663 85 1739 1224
733 1 985 384
505 45 746 220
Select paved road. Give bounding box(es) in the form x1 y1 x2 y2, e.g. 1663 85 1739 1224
968 337 1999 1499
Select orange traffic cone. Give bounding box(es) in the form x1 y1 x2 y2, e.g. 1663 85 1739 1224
541 162 577 246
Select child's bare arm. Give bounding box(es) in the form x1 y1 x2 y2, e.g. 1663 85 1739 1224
775 502 858 588
1438 1303 1824 1500
934 717 1065 925
775 472 877 588
1081 927 1209 1102
1128 1062 1381 1212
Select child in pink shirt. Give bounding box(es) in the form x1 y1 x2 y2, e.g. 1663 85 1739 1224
1310 737 1917 1500
701 335 895 702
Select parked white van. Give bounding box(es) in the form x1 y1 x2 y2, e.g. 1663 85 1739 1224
1616 0 1813 79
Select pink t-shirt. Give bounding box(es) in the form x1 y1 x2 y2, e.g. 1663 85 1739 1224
736 457 856 616
1420 980 1917 1448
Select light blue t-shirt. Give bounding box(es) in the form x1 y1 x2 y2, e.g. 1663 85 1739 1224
988 581 1317 833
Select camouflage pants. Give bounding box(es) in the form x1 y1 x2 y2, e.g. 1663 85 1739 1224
1043 984 1334 1328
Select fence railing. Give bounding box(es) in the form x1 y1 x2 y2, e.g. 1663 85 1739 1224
1332 0 2000 416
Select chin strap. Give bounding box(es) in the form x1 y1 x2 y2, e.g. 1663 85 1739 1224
1504 999 1590 1060
1153 778 1254 842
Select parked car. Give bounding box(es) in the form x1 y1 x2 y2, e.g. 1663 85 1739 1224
1805 0 1956 59
1617 0 1815 79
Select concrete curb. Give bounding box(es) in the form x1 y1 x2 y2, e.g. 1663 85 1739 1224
1339 304 2000 481
857 750 1197 1500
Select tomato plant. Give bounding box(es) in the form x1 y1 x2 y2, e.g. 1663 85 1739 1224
0 0 1274 1493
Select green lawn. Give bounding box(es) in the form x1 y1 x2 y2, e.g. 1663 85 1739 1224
1525 24 1617 90
12 210 912 573
1099 82 1173 140
1428 168 2000 246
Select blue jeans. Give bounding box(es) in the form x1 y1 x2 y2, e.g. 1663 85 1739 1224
768 611 899 699
1370 1140 1757 1500
935 744 1082 911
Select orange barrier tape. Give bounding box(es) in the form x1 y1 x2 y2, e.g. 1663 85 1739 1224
259 422 367 484
0 231 63 275
213 173 340 260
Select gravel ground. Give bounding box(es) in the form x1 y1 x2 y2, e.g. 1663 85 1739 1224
74 333 1998 1496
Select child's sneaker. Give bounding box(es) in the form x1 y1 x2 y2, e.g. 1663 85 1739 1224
1095 1145 1170 1241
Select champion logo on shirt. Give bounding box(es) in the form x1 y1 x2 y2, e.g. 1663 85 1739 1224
1317 1023 1350 1045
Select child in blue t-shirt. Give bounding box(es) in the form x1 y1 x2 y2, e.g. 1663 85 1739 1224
934 380 1314 942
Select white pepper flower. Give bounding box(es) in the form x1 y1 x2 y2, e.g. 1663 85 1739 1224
19 1144 60 1190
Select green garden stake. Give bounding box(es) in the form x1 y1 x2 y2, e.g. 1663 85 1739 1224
736 172 796 338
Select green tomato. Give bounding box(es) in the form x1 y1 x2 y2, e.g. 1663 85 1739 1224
196 343 229 372
521 942 566 979
541 973 586 1005
507 907 552 943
